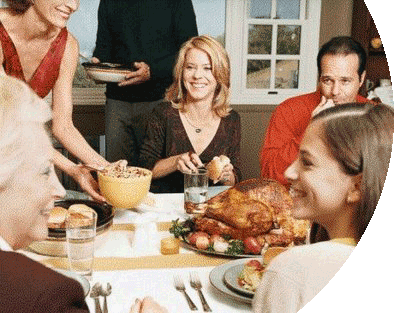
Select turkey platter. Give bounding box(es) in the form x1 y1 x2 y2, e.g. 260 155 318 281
170 178 309 256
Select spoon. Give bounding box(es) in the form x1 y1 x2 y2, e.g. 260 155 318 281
101 283 112 313
81 163 106 173
90 282 103 313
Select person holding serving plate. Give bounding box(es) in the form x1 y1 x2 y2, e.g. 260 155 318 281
0 0 112 202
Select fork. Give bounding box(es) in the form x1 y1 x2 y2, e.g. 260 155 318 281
190 272 212 312
173 275 198 311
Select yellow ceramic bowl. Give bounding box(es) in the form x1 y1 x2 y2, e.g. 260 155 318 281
98 167 152 209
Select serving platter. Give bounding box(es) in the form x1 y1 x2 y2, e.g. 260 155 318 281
180 241 256 258
82 62 132 83
28 199 114 257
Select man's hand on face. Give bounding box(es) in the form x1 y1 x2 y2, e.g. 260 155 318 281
312 96 335 117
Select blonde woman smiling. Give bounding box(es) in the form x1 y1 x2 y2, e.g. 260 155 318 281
137 35 241 193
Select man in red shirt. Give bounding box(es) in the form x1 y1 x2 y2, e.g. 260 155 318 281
260 37 371 186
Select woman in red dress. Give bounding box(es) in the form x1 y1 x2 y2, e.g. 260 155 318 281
0 0 109 201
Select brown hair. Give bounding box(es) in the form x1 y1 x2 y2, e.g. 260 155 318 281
165 35 231 117
4 0 33 14
313 103 394 241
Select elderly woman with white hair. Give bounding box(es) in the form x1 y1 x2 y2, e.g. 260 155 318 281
0 75 89 312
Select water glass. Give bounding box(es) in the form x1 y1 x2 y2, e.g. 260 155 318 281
66 210 97 278
184 168 208 214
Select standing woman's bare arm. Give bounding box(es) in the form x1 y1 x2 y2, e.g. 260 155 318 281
51 33 109 167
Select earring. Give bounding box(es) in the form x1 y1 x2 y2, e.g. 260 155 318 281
346 190 361 204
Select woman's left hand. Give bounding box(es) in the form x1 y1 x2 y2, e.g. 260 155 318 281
69 164 106 202
218 163 235 185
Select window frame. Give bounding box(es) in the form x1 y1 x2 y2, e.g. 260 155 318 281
225 0 322 105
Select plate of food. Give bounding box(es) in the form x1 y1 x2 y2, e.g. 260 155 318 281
82 62 133 83
169 178 310 258
223 259 265 297
209 259 254 304
28 200 114 257
210 249 287 303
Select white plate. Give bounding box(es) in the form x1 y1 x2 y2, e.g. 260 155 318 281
223 264 257 297
209 258 262 304
55 269 90 297
86 68 131 83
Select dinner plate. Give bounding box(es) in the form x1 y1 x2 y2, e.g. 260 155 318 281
85 67 131 83
28 200 114 257
82 62 132 83
223 264 256 297
48 199 114 238
55 269 90 297
209 259 258 304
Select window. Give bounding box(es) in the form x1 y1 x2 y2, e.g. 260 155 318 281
226 0 321 104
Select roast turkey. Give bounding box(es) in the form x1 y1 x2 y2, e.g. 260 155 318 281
194 178 309 245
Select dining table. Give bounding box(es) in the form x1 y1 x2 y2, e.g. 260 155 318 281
22 187 254 313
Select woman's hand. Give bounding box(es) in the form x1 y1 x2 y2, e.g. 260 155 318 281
130 297 168 313
69 164 106 202
175 152 204 173
218 163 235 185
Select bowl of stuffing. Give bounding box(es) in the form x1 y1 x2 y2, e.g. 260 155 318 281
98 161 152 209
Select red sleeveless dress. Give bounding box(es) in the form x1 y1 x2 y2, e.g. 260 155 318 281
0 22 68 98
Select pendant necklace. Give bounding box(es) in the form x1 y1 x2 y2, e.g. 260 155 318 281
184 113 209 133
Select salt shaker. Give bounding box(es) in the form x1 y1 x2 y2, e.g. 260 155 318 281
131 213 159 256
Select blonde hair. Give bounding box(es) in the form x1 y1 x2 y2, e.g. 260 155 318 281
165 35 231 117
313 103 394 241
0 75 52 186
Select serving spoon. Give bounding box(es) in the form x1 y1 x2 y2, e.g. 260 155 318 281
81 164 106 173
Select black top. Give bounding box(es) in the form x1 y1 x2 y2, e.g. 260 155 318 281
0 250 88 312
93 0 198 102
137 102 242 193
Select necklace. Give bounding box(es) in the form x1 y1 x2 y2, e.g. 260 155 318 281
183 113 209 133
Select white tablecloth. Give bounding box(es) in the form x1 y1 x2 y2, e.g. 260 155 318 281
25 187 254 313
88 267 252 313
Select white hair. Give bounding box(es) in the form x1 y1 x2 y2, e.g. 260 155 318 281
0 75 52 186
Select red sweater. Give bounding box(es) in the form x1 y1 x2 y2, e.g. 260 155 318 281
259 91 370 186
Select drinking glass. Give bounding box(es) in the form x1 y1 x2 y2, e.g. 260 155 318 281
184 169 208 214
66 210 97 278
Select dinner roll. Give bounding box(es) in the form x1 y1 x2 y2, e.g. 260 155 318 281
48 206 68 228
67 204 97 227
206 155 231 182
